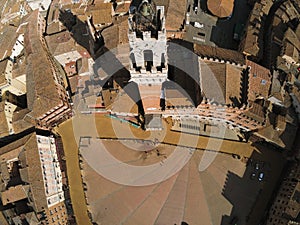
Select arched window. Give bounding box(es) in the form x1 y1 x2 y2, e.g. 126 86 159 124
144 50 153 71
130 53 136 69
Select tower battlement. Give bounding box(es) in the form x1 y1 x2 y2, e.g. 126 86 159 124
128 0 168 84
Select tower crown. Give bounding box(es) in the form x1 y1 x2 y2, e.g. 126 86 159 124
128 1 167 75
129 0 165 39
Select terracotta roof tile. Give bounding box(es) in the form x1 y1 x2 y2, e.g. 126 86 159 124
165 88 194 107
0 59 8 86
69 75 79 94
23 133 48 212
118 19 129 44
200 60 243 105
165 0 186 31
24 11 67 119
85 3 112 25
0 26 18 60
1 185 29 205
194 44 245 65
246 60 271 101
115 2 131 14
0 102 9 138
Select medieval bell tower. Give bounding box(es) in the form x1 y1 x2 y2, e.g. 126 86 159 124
128 0 168 130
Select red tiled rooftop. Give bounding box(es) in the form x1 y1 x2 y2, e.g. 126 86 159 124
246 60 271 101
25 10 69 120
69 75 79 94
0 25 18 60
199 60 243 105
115 2 131 14
85 3 112 25
165 0 186 31
194 44 245 65
1 185 29 205
0 102 9 138
139 84 162 113
65 61 77 76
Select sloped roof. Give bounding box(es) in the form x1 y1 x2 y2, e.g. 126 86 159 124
256 114 297 150
284 28 300 52
85 3 112 25
200 60 242 105
46 29 90 61
0 132 32 152
194 44 245 65
102 24 119 49
1 185 29 205
12 115 33 135
283 41 299 62
242 26 261 57
46 31 81 56
0 25 18 60
118 18 129 44
165 0 186 31
24 10 64 119
246 60 271 102
23 133 48 212
295 23 300 40
243 102 265 123
165 88 194 107
203 61 227 102
139 84 161 113
0 102 9 138
0 59 8 86
115 2 131 14
225 64 243 104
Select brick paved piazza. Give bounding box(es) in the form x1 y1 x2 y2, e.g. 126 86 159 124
80 139 246 225
61 114 285 225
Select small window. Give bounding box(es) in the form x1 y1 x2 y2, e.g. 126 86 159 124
197 32 205 37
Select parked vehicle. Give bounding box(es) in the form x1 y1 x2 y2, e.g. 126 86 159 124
258 172 264 182
250 172 256 180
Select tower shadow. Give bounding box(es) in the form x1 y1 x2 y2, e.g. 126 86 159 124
221 143 286 225
168 39 201 106
58 9 104 59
